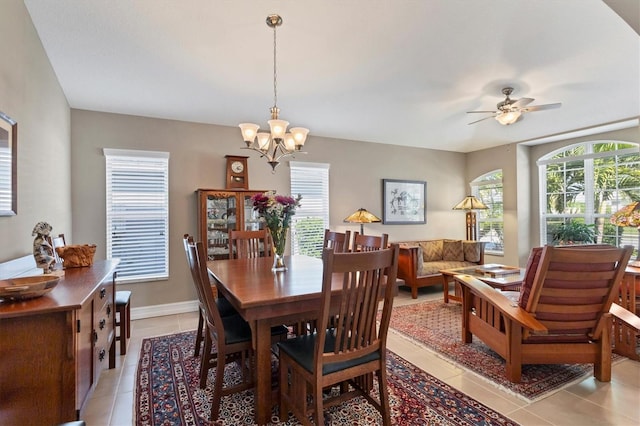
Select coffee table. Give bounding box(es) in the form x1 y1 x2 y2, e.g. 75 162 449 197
440 264 525 303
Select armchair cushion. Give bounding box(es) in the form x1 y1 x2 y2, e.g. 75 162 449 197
443 239 464 261
420 240 443 262
463 241 483 262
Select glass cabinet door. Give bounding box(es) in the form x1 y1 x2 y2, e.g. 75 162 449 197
243 193 264 231
205 193 236 259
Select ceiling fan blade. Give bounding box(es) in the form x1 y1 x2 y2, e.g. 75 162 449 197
510 97 534 108
467 115 497 125
467 110 498 114
521 102 562 112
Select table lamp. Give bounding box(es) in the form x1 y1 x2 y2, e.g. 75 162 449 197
344 208 382 235
610 201 640 267
452 195 488 241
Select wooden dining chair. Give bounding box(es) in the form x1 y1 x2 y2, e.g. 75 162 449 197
352 232 388 252
182 235 237 359
455 244 633 383
323 229 351 252
277 244 400 426
229 229 272 259
186 238 255 420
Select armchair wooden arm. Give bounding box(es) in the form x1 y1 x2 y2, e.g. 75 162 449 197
610 302 640 332
455 274 547 346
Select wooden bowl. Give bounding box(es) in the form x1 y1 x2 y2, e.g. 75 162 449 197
0 275 61 301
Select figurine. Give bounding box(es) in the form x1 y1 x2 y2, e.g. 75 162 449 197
32 221 56 273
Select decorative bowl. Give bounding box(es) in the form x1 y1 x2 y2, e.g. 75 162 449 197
0 275 61 301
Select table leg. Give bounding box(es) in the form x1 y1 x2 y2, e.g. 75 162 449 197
442 275 450 303
254 319 272 425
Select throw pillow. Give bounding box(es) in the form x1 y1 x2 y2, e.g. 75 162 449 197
463 241 482 263
442 240 464 261
518 247 543 309
420 240 443 262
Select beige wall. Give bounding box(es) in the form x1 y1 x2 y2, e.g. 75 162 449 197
70 109 469 307
0 0 71 262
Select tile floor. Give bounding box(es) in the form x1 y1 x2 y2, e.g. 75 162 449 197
84 287 640 425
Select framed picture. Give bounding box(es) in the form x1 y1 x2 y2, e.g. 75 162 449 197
0 111 17 216
382 179 426 224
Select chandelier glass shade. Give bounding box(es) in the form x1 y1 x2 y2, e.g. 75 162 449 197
239 14 309 172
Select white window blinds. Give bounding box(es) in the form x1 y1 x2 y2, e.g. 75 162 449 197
104 149 169 282
290 162 330 258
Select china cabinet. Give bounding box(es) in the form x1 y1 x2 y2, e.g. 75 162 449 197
196 189 266 260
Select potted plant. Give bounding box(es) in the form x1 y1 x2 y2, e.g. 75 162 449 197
551 221 596 245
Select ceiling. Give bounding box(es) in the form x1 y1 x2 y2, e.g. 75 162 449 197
24 0 640 153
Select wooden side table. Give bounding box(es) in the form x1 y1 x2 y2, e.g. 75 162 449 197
613 266 639 361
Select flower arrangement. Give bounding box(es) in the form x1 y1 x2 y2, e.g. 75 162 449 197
251 191 302 269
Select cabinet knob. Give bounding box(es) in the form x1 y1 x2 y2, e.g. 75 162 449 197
98 349 106 362
99 319 106 330
100 288 106 298
106 305 112 316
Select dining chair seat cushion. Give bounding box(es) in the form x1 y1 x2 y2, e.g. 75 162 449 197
221 314 253 344
278 331 380 376
216 296 238 318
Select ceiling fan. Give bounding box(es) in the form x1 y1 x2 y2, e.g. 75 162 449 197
467 87 561 125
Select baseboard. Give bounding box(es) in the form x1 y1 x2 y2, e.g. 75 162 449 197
131 300 199 320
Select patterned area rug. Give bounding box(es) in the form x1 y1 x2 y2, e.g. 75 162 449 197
135 330 519 425
388 300 601 401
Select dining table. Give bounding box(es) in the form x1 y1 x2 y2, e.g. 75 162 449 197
207 253 397 425
206 254 330 425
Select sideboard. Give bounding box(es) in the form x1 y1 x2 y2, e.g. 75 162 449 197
0 257 119 425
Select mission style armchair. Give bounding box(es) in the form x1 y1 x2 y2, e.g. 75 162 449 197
454 244 633 383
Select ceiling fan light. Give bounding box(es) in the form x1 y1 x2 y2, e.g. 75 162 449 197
495 110 521 125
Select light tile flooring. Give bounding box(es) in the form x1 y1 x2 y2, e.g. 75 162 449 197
84 287 640 425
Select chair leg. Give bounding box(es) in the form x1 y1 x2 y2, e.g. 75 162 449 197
119 303 129 355
376 368 391 426
200 331 212 389
211 345 226 421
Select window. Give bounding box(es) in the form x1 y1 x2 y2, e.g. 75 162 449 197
472 170 504 255
104 149 169 283
538 141 639 255
290 162 330 258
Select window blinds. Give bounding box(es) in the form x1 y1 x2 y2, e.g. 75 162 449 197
104 149 169 282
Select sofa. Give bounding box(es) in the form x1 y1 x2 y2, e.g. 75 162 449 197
396 239 485 298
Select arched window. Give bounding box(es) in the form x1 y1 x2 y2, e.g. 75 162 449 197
538 140 639 256
472 170 503 255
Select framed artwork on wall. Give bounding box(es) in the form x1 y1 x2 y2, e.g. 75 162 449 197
382 179 426 224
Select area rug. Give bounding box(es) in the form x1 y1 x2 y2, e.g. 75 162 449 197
387 300 604 402
135 330 519 425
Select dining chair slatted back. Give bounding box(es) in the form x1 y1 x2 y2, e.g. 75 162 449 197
277 244 399 425
183 234 206 358
323 229 351 252
186 238 254 421
352 232 388 252
229 229 272 259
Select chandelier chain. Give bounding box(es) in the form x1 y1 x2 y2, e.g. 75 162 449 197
273 24 278 110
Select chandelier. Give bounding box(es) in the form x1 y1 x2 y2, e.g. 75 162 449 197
239 14 309 172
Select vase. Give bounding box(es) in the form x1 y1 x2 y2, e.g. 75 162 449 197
269 225 288 271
